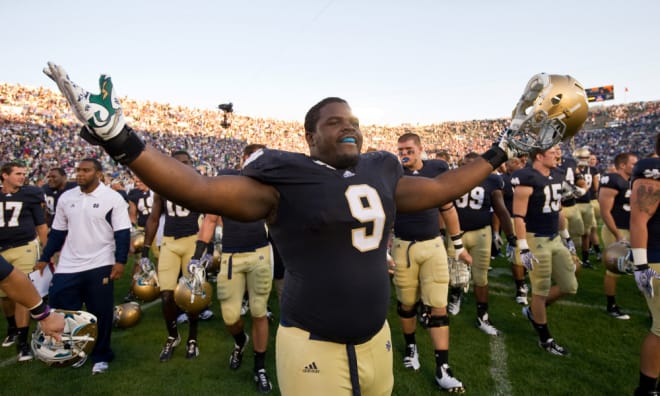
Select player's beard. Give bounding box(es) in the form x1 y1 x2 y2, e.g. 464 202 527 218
334 152 360 169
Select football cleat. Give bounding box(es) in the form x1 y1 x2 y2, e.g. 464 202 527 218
254 368 273 393
17 342 34 362
476 313 500 336
2 330 17 347
607 305 630 320
447 292 462 316
435 363 465 393
229 334 249 370
185 340 199 359
515 285 529 306
92 361 109 374
159 334 181 362
539 338 569 356
403 344 421 371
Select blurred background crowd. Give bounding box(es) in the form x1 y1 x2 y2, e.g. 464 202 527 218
2 82 659 188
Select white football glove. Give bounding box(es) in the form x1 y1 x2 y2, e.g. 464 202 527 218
495 129 523 160
139 257 154 273
493 232 503 251
187 259 204 275
43 62 125 141
520 249 539 271
562 238 577 256
634 265 660 298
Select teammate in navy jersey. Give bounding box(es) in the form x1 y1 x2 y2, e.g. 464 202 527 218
191 144 275 392
574 148 600 268
44 65 546 393
391 133 469 392
127 177 153 229
0 161 48 361
630 134 660 396
141 151 204 362
512 146 577 356
498 156 529 305
449 152 515 337
43 167 77 228
598 152 638 320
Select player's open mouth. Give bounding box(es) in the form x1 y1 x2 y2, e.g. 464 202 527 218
340 137 357 144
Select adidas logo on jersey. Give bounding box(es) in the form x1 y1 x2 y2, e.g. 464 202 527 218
302 362 320 374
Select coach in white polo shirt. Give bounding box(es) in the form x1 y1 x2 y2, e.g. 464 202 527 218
37 157 131 375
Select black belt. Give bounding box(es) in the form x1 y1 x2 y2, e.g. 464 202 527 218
0 241 31 253
533 233 558 240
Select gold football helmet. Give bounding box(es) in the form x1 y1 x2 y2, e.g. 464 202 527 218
573 146 591 167
132 268 160 302
508 73 588 152
32 310 97 368
174 270 212 315
603 241 634 275
131 229 145 251
113 302 142 328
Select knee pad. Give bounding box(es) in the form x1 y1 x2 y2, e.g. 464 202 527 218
397 301 417 318
426 314 449 328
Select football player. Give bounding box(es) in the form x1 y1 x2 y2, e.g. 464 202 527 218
557 146 585 273
499 156 529 304
124 176 153 301
630 134 660 396
42 167 77 228
391 133 470 392
573 147 600 268
449 152 516 336
512 146 578 356
589 153 603 259
191 143 275 392
44 64 586 395
141 150 203 362
0 255 64 340
0 160 48 361
598 152 638 319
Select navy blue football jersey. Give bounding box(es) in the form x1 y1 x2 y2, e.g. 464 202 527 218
42 181 77 227
631 158 660 262
599 172 631 230
243 149 402 343
217 169 268 251
128 188 153 227
0 185 46 248
161 198 201 239
455 173 503 231
558 158 578 207
501 172 514 215
511 167 564 235
575 165 598 203
393 159 448 240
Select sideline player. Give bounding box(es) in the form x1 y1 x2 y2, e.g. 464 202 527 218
598 152 638 319
630 135 660 396
391 132 469 392
0 161 48 361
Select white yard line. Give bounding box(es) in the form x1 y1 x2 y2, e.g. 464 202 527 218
489 334 513 396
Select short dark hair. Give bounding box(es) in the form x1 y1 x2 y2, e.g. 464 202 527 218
613 152 635 169
244 144 266 157
48 167 66 177
80 157 103 172
0 161 25 181
304 97 348 134
397 132 421 145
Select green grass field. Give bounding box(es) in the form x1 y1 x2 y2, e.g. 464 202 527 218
0 250 649 395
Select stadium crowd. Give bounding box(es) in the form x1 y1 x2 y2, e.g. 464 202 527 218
3 82 658 186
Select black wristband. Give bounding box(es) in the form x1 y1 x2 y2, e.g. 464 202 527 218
506 234 517 245
141 246 151 258
481 146 508 170
635 264 650 271
206 242 214 255
450 233 464 241
193 240 207 260
80 125 146 165
30 300 51 320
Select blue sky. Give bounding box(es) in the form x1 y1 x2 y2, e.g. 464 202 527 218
2 1 659 125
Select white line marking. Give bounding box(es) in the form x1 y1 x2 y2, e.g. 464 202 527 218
489 334 512 396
